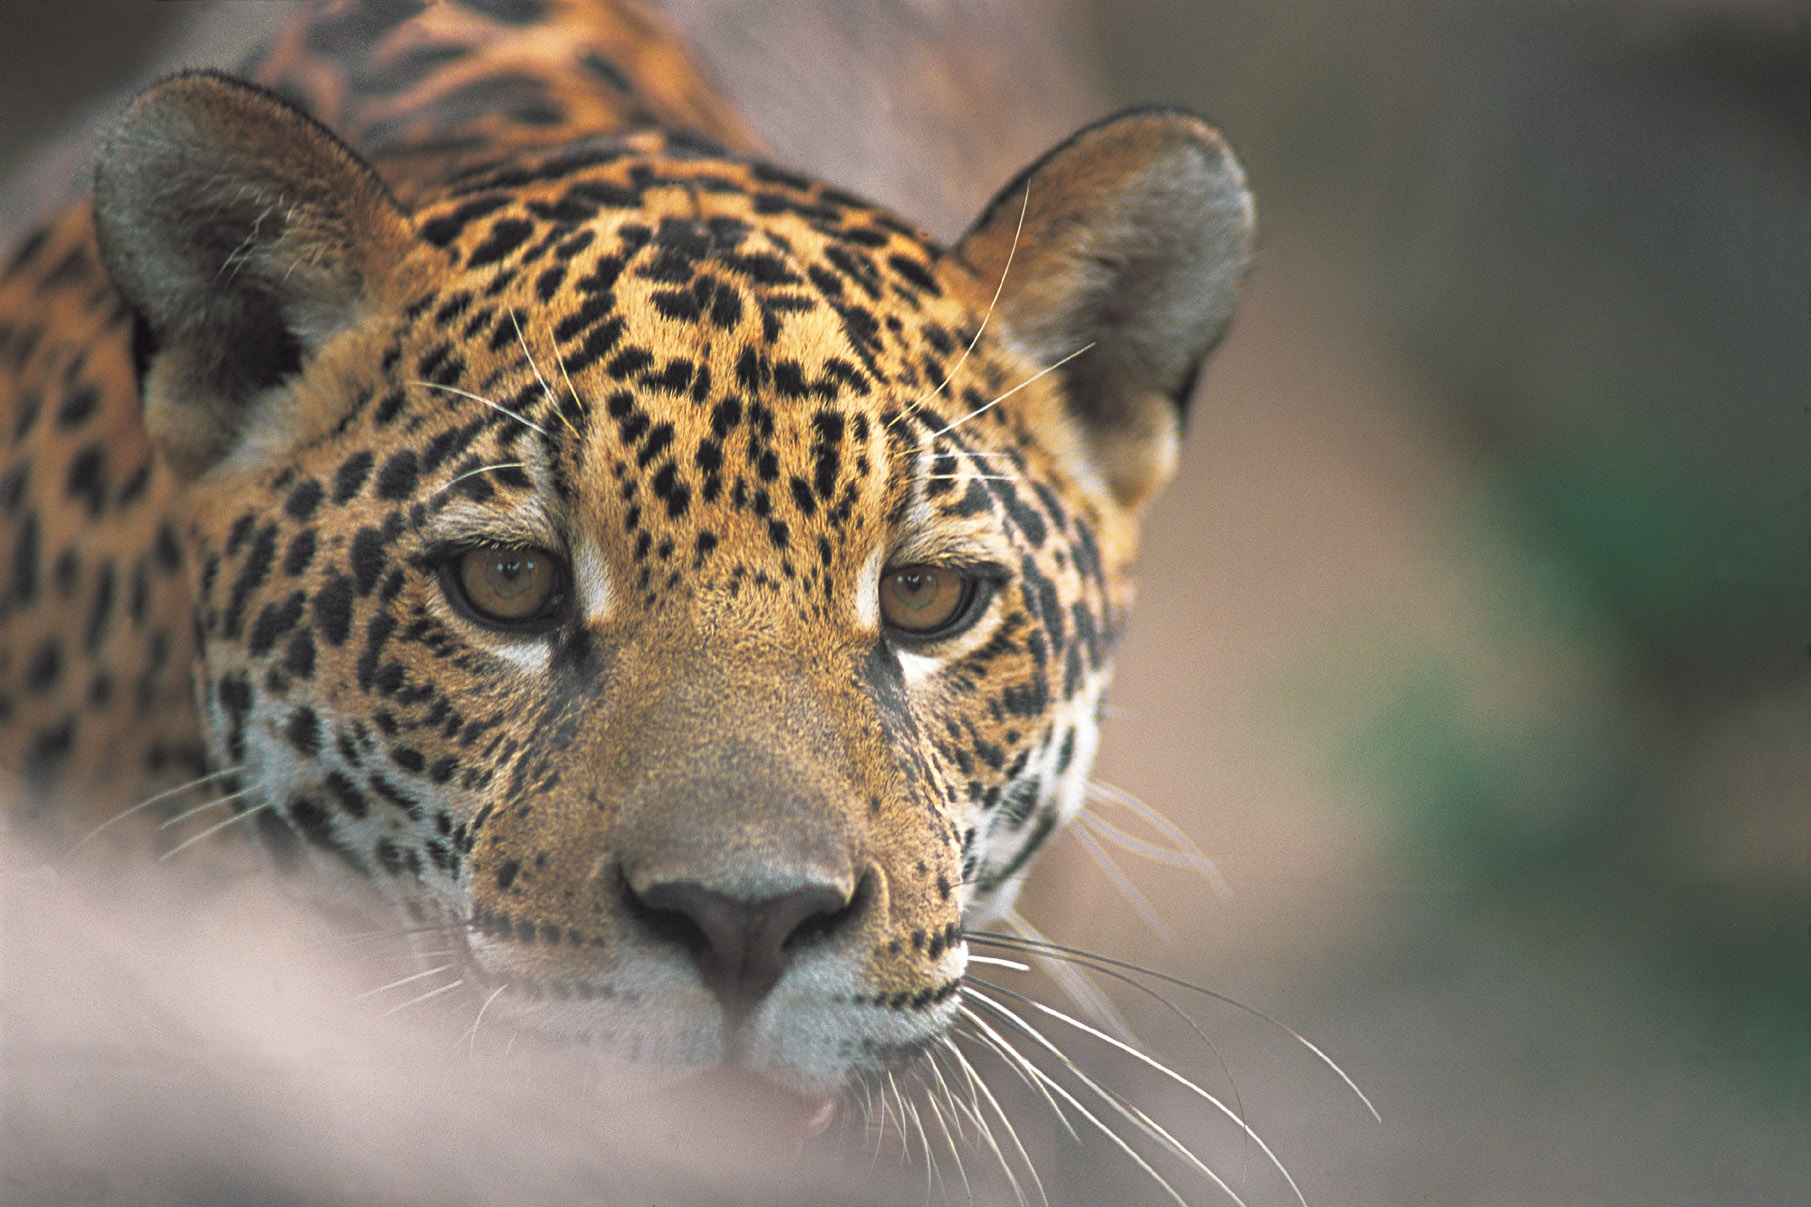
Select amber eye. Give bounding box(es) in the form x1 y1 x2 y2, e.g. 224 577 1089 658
450 547 562 626
879 564 976 637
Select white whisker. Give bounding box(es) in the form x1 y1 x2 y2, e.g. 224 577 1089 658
869 1071 895 1173
445 460 527 487
547 318 589 417
1067 820 1174 943
943 1033 1044 1207
413 380 548 436
465 983 507 1061
967 927 1252 1143
510 311 582 441
156 785 256 830
922 473 1020 483
929 342 1095 439
960 1000 1197 1207
157 801 271 861
892 1075 917 1167
1003 908 1135 1042
903 183 1030 418
974 978 1306 1207
919 1065 972 1202
969 928 1381 1122
355 963 453 1002
967 954 1032 972
959 1014 1076 1144
893 1071 935 1194
1085 779 1231 896
304 921 467 952
851 1073 882 1169
62 764 244 859
382 976 466 1016
881 1073 901 1164
925 1046 971 1148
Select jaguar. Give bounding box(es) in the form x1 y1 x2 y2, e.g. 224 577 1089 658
0 0 1252 1187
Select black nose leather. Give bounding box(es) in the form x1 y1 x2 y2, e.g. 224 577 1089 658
626 878 857 1013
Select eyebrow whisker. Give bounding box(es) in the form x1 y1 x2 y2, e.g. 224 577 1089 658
929 342 1094 439
510 310 582 442
413 380 549 437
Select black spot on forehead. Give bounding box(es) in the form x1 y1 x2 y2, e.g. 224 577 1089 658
374 388 408 426
772 361 808 399
467 215 537 268
634 217 721 283
24 638 61 693
416 343 465 387
353 40 468 96
433 291 475 326
375 451 420 501
420 194 511 248
563 179 644 211
709 396 742 438
886 253 941 296
116 461 151 509
558 315 626 378
554 293 613 343
82 563 116 654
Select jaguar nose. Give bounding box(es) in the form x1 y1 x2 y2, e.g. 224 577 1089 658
623 874 870 1015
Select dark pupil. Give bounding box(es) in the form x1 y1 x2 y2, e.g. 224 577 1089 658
491 558 535 599
897 572 933 607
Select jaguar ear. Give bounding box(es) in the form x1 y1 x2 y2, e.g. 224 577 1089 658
93 70 413 480
955 108 1253 510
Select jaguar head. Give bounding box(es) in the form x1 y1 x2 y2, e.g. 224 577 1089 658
92 71 1250 1113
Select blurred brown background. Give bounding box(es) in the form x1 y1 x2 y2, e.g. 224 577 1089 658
2 2 1806 1204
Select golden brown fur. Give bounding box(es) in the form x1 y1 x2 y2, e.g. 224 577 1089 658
0 0 1250 1117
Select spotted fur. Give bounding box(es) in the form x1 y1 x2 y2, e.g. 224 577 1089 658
0 0 1250 1103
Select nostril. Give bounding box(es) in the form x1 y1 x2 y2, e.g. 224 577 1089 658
620 875 713 959
782 867 875 953
620 869 866 1013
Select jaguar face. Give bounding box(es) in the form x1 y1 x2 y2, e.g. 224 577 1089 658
88 72 1251 1109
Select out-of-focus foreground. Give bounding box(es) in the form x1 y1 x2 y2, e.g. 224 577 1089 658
2 2 1805 1204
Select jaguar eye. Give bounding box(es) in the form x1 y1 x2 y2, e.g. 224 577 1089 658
879 564 977 637
448 546 564 627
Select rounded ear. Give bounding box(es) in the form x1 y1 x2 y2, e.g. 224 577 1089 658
93 70 414 480
955 108 1254 510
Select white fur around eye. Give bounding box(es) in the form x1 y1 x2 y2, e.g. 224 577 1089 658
854 543 885 631
575 538 614 624
897 649 941 687
494 639 551 676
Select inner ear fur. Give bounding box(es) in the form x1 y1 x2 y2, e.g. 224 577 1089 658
955 107 1254 510
92 70 413 480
